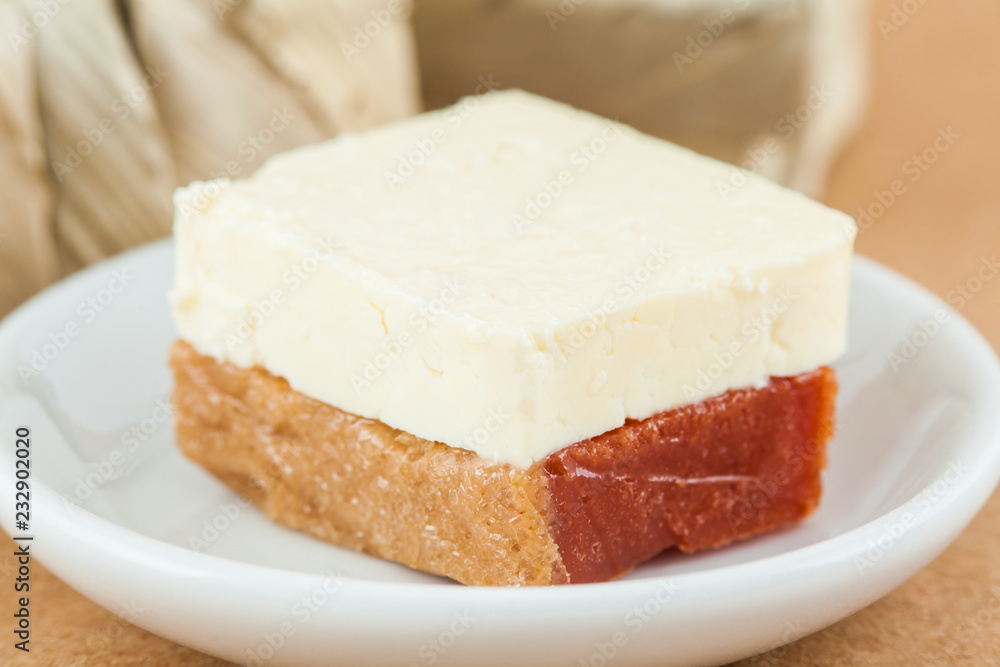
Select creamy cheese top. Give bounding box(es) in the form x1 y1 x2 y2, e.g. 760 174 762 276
171 90 855 468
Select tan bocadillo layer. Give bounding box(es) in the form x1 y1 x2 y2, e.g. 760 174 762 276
170 340 836 586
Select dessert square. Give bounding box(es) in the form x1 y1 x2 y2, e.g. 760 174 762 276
169 90 855 585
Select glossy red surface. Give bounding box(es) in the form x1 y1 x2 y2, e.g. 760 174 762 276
540 368 837 584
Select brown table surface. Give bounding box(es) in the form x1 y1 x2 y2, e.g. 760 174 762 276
4 0 1000 664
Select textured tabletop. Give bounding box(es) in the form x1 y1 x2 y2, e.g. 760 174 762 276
4 0 1000 664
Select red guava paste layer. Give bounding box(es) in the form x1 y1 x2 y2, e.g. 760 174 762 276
540 367 836 584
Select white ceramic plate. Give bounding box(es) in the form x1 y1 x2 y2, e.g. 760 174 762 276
1 240 999 667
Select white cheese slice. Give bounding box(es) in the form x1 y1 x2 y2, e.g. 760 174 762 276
171 90 855 468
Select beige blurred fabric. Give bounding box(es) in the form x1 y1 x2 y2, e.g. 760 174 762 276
235 0 420 134
413 0 866 197
127 0 325 187
34 0 178 274
0 0 420 316
416 0 806 162
0 0 59 317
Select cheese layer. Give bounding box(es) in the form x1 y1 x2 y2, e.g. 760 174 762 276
170 90 855 468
